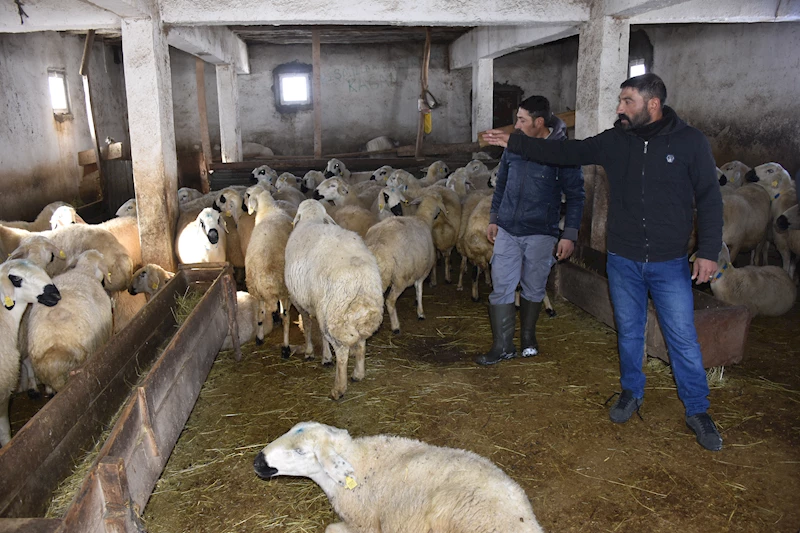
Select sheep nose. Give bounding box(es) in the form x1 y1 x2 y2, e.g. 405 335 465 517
128 286 138 295
37 284 61 307
312 191 324 201
208 228 219 245
390 204 404 217
718 174 727 186
324 170 334 178
744 169 758 182
301 184 309 194
775 215 789 233
253 453 278 480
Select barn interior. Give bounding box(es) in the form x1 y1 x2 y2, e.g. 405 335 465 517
1 0 799 532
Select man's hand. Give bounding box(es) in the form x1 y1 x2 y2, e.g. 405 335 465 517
555 239 574 261
486 223 498 243
481 130 511 148
691 257 718 285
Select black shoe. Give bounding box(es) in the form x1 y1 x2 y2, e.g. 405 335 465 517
606 390 643 423
686 413 723 451
519 298 542 357
475 303 517 365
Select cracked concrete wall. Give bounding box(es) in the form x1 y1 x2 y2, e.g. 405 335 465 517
170 42 472 156
0 32 128 221
170 47 220 154
646 22 800 176
494 35 579 121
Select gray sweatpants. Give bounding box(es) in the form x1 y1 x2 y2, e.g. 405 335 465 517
488 227 557 305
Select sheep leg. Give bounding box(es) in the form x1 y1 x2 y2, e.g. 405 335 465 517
471 266 481 302
543 292 557 318
322 339 334 366
386 284 403 334
0 394 11 446
298 309 315 360
415 278 426 320
331 344 350 400
456 256 467 291
429 253 438 287
351 340 366 382
16 357 40 399
256 300 268 345
485 265 492 287
280 298 291 359
443 247 452 283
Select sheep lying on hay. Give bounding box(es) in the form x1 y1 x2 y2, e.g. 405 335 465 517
253 421 544 533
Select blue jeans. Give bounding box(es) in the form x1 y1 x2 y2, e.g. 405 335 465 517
606 252 710 417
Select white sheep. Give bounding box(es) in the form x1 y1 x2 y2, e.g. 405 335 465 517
285 200 384 399
27 250 112 393
461 159 492 190
128 263 174 298
7 235 67 277
301 170 326 196
49 206 142 269
365 194 442 334
253 421 544 533
0 260 61 446
242 142 275 159
745 162 794 198
369 165 393 186
705 243 797 317
418 159 450 186
275 172 303 191
273 176 308 207
456 190 493 291
374 186 407 221
314 177 368 209
221 291 270 351
252 165 278 185
459 194 494 301
446 167 474 200
49 204 86 229
721 183 771 264
245 186 295 355
417 186 461 286
323 158 373 184
110 290 147 335
1 201 69 232
115 198 137 217
719 160 750 191
330 205 377 239
176 207 227 265
776 204 800 232
178 187 204 205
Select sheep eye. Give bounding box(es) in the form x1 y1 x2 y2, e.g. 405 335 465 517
200 220 206 230
8 274 22 288
767 169 774 173
294 448 307 455
259 169 265 175
50 253 55 263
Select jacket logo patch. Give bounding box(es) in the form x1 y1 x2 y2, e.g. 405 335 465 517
666 154 675 163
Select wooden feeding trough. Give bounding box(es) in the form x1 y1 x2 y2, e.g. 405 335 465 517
553 245 751 368
0 264 240 533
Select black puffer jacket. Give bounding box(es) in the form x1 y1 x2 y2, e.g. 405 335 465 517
506 106 722 262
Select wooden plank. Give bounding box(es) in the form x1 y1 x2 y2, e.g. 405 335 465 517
195 58 212 194
97 457 142 533
209 156 483 172
312 29 322 159
79 30 95 76
397 142 481 157
0 275 187 518
0 519 61 533
78 149 97 166
414 28 431 159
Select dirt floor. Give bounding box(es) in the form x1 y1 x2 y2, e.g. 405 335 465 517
10 259 800 532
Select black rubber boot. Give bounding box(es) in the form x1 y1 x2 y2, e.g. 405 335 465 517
475 303 517 365
519 298 542 357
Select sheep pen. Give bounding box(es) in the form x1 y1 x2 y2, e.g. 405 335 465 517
8 259 800 532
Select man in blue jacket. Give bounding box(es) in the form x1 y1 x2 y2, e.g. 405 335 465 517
482 73 724 451
476 95 584 368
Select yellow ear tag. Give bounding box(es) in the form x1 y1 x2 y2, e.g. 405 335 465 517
771 180 778 187
344 476 358 490
225 210 232 217
59 250 66 259
4 296 14 308
151 281 159 290
107 272 112 282
378 202 384 210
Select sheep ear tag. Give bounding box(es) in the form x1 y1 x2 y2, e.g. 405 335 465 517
151 281 159 291
316 446 355 488
345 476 358 490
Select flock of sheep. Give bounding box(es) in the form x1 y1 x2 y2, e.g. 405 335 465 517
0 152 798 531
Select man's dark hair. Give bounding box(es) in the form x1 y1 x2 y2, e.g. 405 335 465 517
519 95 552 122
620 73 667 105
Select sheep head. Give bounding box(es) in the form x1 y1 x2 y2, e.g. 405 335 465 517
253 422 357 489
251 164 278 184
116 198 137 217
0 259 60 310
293 200 337 227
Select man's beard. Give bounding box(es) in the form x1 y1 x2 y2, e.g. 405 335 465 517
619 107 652 130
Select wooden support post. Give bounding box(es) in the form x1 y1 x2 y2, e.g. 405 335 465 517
195 58 212 194
222 272 242 361
312 30 322 159
136 388 160 458
415 28 431 160
80 30 105 206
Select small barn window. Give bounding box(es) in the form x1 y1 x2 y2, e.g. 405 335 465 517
273 62 313 113
48 69 71 116
629 59 646 78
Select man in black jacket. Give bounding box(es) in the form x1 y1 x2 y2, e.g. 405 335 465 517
482 73 724 451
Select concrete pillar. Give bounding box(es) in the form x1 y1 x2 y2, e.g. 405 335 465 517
471 58 493 142
575 11 630 139
216 64 241 163
121 17 179 271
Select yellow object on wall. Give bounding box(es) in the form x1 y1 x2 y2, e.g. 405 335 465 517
423 112 432 134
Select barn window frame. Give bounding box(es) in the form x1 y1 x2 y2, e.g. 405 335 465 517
629 58 646 78
272 62 313 113
48 69 72 119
